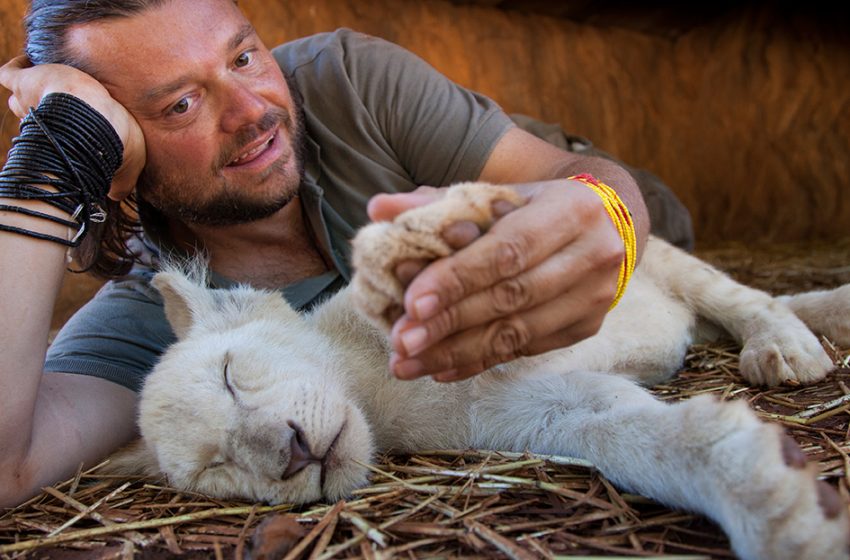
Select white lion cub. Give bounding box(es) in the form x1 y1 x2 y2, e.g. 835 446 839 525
115 183 850 560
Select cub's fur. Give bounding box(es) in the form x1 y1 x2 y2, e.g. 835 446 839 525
112 183 850 560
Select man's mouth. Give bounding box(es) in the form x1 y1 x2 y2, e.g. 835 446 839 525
227 128 278 167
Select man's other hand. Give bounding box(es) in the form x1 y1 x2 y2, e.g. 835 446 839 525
0 56 145 201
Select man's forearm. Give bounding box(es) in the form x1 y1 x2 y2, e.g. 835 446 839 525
0 202 70 504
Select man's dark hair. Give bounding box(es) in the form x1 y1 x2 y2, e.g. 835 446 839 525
25 0 168 278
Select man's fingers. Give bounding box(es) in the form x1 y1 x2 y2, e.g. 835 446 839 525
1 57 33 118
430 315 607 383
392 221 481 290
367 187 443 222
402 223 539 321
0 55 31 87
391 315 532 380
108 130 146 201
392 245 607 357
402 187 603 321
7 94 25 119
391 276 614 379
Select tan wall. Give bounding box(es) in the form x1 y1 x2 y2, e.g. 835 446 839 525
2 0 848 249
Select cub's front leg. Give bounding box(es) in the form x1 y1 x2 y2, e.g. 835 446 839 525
642 238 837 386
471 371 849 560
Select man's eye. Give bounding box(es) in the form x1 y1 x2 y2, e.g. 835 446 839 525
234 51 253 68
171 97 191 115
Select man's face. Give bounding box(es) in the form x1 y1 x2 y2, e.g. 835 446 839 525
67 0 303 226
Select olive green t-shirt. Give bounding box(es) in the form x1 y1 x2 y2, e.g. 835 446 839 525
44 29 513 391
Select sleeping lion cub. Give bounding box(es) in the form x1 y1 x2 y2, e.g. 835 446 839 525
114 183 850 560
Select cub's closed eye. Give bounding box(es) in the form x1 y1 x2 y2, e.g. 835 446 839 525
224 360 236 399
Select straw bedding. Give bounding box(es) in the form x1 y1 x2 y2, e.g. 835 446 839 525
2 240 849 559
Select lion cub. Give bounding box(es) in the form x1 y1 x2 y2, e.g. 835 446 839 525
115 183 850 560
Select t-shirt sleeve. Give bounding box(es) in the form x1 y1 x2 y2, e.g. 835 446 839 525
340 30 513 186
44 274 176 393
282 29 514 189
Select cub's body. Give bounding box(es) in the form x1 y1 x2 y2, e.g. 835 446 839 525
117 184 850 560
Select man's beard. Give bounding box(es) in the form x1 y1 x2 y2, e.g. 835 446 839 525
136 101 307 228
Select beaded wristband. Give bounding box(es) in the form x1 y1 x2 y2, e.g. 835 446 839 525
568 173 636 309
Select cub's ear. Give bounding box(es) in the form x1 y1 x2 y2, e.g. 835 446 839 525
152 270 214 340
103 438 163 478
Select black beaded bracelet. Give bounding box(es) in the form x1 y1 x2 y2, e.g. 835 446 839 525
0 92 124 247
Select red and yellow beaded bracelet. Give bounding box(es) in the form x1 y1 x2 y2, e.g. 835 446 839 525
568 173 637 309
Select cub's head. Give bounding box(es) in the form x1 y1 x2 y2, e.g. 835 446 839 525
115 268 374 504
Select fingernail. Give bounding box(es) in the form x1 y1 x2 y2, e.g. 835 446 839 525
401 326 429 356
413 294 440 320
394 359 424 379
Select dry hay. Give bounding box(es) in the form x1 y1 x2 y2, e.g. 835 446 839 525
2 240 849 559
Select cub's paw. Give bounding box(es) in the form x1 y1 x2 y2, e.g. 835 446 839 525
683 397 849 560
723 425 850 560
739 320 834 386
350 182 525 330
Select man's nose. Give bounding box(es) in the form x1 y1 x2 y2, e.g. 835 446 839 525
220 81 267 133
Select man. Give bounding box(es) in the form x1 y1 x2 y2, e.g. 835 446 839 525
0 0 667 507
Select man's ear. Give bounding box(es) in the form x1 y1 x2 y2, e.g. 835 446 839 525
151 269 214 340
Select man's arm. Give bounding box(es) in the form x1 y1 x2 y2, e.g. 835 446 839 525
0 206 139 507
478 126 650 253
369 126 650 381
0 58 145 507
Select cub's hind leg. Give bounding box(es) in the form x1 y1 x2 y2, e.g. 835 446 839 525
778 284 850 347
471 371 849 560
642 238 834 386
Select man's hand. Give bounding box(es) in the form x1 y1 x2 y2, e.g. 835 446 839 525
367 179 625 382
0 56 145 200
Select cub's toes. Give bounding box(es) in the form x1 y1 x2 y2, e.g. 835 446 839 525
739 342 793 386
442 221 481 249
779 435 845 521
740 330 833 386
492 198 519 218
817 481 845 520
395 259 429 287
780 433 807 469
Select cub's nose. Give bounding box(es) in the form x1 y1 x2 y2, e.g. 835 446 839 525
282 421 322 479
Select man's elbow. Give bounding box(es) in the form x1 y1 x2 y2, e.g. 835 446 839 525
0 456 41 509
